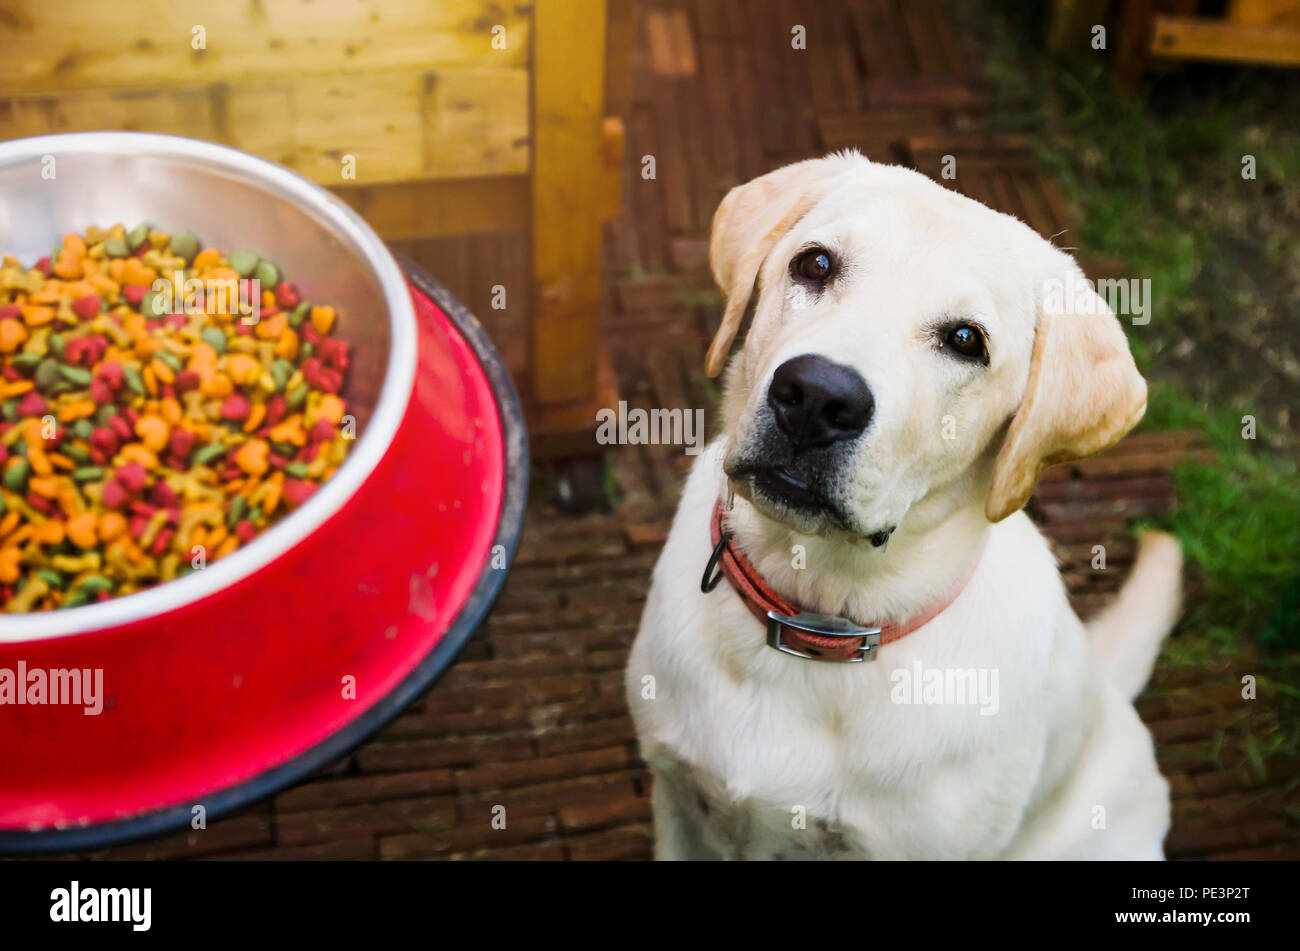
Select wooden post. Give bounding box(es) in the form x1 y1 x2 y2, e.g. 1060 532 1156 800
530 0 609 431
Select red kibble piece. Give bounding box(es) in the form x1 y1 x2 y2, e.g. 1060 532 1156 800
90 427 119 457
129 501 158 519
235 521 257 543
122 284 148 306
300 357 323 385
220 393 251 422
128 515 149 539
72 293 102 320
151 529 174 557
263 394 287 428
165 314 187 330
95 360 124 390
283 480 317 509
150 481 178 508
173 369 200 394
274 282 299 308
267 452 288 470
116 462 149 493
89 377 114 404
2 367 19 382
301 324 321 345
168 428 196 462
34 258 51 278
17 392 47 417
99 478 127 509
234 321 254 336
108 418 132 444
317 368 342 394
0 446 6 466
0 305 19 321
308 418 334 444
122 406 140 426
63 337 86 366
89 448 107 466
27 493 57 517
220 466 242 481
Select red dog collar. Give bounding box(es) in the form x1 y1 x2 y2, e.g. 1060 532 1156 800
703 500 983 662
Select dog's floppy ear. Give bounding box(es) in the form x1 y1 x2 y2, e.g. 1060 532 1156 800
985 262 1148 522
705 159 831 377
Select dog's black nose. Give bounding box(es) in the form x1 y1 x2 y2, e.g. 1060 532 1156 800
767 354 873 451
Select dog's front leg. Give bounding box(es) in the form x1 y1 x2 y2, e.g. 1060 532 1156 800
649 767 720 860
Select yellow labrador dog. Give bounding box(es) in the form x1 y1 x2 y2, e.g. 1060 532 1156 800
625 151 1180 860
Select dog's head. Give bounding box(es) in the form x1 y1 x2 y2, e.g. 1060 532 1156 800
712 152 1146 541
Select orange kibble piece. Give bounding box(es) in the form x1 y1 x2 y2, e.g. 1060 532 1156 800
243 402 266 433
134 415 170 453
160 397 183 427
149 356 175 385
0 319 27 353
28 475 61 499
120 259 156 287
273 328 299 361
193 248 221 270
99 511 128 544
308 394 346 427
57 400 97 423
0 547 19 585
268 415 306 448
233 438 269 477
310 306 336 335
226 354 260 385
255 312 286 341
119 444 159 469
53 254 82 280
201 373 233 399
62 232 87 258
66 512 98 550
28 451 53 478
33 520 65 546
21 305 55 327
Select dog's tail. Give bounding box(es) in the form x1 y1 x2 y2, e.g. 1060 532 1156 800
1084 531 1183 700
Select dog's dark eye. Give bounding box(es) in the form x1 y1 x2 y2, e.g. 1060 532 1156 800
945 324 987 361
792 247 835 284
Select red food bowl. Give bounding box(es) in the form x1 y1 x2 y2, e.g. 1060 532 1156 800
0 134 528 852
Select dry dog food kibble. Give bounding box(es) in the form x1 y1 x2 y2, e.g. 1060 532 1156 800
0 225 355 613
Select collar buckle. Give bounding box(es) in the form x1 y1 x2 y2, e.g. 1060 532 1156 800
765 610 882 663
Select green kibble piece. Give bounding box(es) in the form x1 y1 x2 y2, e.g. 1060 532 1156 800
270 359 293 390
36 568 64 586
228 250 260 278
34 359 62 392
201 327 227 354
254 260 280 288
12 352 41 373
59 364 93 387
63 443 91 464
284 462 309 479
299 341 314 360
155 351 183 373
1 400 16 422
0 494 5 514
123 365 146 396
4 458 31 493
288 301 311 329
285 383 308 411
47 334 66 359
247 506 262 523
72 466 105 482
62 589 92 608
95 405 117 427
77 574 115 596
71 418 94 441
192 443 227 467
103 237 129 258
139 290 165 317
48 380 76 397
227 496 248 529
270 441 297 458
127 224 151 251
169 231 199 261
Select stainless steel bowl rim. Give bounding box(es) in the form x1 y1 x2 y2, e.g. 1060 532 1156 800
0 132 417 641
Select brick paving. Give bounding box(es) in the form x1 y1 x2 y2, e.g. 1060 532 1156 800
51 0 1299 860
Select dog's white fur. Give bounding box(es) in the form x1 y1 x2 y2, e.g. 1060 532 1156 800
625 153 1181 860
